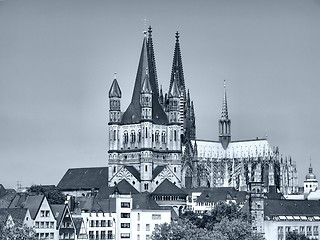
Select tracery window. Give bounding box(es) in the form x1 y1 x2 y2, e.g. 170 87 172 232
155 131 160 143
130 131 136 143
161 132 166 143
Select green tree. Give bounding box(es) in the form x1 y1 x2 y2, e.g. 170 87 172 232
28 185 65 204
152 219 227 240
211 218 264 240
0 223 37 240
286 231 309 240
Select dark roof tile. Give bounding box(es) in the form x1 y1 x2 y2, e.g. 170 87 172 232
152 179 187 197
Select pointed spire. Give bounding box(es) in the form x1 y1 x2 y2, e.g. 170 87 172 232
147 26 159 96
169 71 180 97
109 73 122 98
141 68 152 94
221 80 228 120
169 31 186 97
121 29 168 124
309 157 313 174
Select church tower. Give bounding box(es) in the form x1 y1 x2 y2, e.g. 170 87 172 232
304 159 318 195
108 28 182 193
219 80 231 149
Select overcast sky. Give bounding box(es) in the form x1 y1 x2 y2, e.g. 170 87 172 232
1 0 320 189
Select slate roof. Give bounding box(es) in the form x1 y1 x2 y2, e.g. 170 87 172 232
97 180 139 199
57 167 108 191
152 165 166 180
51 204 66 227
0 184 5 197
152 179 187 197
121 34 168 125
196 189 233 203
24 195 45 220
0 188 16 208
5 208 28 225
124 166 141 181
0 209 9 230
264 199 320 217
73 217 84 235
132 193 161 210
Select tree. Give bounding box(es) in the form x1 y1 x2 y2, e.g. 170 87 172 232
211 218 265 240
286 231 309 240
0 223 37 240
152 219 227 240
28 185 65 204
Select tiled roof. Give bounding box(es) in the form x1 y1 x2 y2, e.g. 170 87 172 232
152 179 187 197
114 179 139 195
264 199 320 217
124 166 141 181
73 217 84 235
196 189 233 203
121 35 168 125
152 165 166 180
132 193 160 210
51 204 66 227
57 167 108 190
5 208 28 225
24 195 45 220
0 189 16 208
0 184 5 197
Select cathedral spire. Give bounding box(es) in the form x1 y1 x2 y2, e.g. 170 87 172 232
169 31 186 97
221 80 228 120
121 29 168 124
219 80 231 150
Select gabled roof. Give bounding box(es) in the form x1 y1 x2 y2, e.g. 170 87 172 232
5 208 28 225
57 167 108 191
121 31 168 125
152 179 187 197
115 179 139 195
132 193 160 210
152 165 166 180
264 199 320 217
73 217 85 235
0 188 16 208
51 204 66 227
0 209 9 229
124 166 141 181
24 195 45 220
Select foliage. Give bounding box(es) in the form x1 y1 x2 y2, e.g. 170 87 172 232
155 202 265 240
286 231 309 240
28 185 65 204
0 223 37 240
152 219 227 240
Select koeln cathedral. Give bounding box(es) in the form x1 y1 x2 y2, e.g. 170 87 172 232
108 27 298 195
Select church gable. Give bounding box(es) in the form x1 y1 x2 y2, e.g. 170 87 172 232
152 165 180 190
109 166 140 192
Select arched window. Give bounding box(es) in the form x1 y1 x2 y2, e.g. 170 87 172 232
130 131 136 143
145 127 148 138
155 131 160 143
144 183 149 191
113 130 116 141
161 132 166 143
123 131 128 144
174 130 177 141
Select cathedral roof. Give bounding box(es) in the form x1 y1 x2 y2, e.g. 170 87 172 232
121 29 168 125
57 167 109 191
152 165 166 180
125 166 141 181
192 138 273 159
141 69 152 94
109 75 121 98
152 179 187 197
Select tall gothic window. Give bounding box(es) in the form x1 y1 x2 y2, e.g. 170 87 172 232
161 132 166 143
138 130 141 143
155 131 160 143
124 131 128 144
130 131 136 143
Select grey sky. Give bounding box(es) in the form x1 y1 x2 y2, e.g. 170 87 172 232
0 0 319 188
